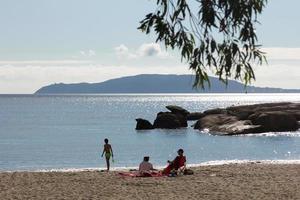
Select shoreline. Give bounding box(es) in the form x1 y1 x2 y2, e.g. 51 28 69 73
1 163 300 199
2 159 300 173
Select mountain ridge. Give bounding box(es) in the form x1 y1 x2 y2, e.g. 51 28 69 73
35 74 300 94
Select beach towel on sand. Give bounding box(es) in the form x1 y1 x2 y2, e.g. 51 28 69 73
118 171 164 178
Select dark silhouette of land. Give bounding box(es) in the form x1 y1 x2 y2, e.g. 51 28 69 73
35 74 300 94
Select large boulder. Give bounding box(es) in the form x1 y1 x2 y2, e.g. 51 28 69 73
136 102 300 134
215 121 262 135
249 111 299 132
227 110 254 120
193 114 261 135
175 113 188 127
187 112 205 121
226 102 300 119
195 102 300 135
135 118 154 130
193 114 238 130
153 112 187 129
290 111 300 120
226 102 294 113
204 108 227 115
166 105 189 116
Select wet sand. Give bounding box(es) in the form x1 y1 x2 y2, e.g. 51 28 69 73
1 164 300 200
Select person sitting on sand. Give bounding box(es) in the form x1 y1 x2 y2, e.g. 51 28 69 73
101 138 113 171
162 149 186 176
139 156 154 173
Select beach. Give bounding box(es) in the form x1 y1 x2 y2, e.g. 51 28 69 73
1 163 300 200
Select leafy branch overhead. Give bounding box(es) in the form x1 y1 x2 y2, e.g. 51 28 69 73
139 0 268 88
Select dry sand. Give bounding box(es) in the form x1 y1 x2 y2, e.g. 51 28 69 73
1 164 300 200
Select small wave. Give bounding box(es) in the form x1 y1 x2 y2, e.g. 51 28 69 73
2 160 300 173
244 131 300 137
191 159 300 167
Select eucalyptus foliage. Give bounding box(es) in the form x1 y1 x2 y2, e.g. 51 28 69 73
139 0 268 87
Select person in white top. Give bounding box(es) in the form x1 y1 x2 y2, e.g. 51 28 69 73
139 156 154 173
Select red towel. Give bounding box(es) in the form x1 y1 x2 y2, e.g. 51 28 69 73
118 171 164 177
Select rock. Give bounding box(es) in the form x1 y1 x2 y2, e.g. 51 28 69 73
249 111 299 132
227 102 294 113
136 102 300 134
135 118 154 130
153 112 187 129
203 108 227 115
291 111 300 120
175 113 188 127
193 114 261 135
227 110 254 120
215 121 262 135
166 105 189 116
193 114 238 130
226 102 300 119
187 112 205 121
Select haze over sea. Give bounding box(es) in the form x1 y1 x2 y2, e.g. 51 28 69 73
0 93 300 171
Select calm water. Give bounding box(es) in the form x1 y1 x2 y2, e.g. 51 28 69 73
0 93 300 171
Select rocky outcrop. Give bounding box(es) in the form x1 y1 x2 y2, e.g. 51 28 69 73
150 105 189 129
135 118 154 130
153 112 187 129
204 108 227 115
193 114 261 135
135 105 188 130
249 111 298 132
194 102 300 135
187 112 205 121
166 105 189 116
136 102 300 134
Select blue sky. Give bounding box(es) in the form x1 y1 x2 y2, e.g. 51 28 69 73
0 0 300 93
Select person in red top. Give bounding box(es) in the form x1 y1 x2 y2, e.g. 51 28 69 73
162 149 186 175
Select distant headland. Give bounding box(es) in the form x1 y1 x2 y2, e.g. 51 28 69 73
35 74 300 94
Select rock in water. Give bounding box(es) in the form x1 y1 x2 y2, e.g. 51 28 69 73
194 102 300 135
137 102 300 134
175 113 188 127
135 118 154 130
166 105 189 116
193 114 261 135
153 112 183 129
187 112 205 121
203 108 227 115
249 111 299 132
193 114 239 129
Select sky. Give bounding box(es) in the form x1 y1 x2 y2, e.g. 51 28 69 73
0 0 300 94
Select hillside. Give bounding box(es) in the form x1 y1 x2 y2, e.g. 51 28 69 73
35 74 300 94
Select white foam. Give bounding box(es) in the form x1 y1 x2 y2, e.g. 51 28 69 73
189 159 300 167
244 132 300 137
2 160 300 173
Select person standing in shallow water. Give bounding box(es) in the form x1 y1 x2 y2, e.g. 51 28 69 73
101 138 114 171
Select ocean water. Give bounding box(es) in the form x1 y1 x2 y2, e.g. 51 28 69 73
0 93 300 171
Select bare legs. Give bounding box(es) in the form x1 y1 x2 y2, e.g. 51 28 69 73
105 157 110 171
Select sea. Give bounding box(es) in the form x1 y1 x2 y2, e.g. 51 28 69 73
0 93 300 172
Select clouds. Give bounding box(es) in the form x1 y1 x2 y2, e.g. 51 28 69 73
114 43 169 59
252 62 300 89
0 60 93 66
0 63 189 93
263 48 300 60
69 50 97 59
114 44 137 59
0 47 300 94
138 43 168 57
114 44 128 55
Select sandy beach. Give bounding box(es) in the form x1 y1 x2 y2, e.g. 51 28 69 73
0 163 300 200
